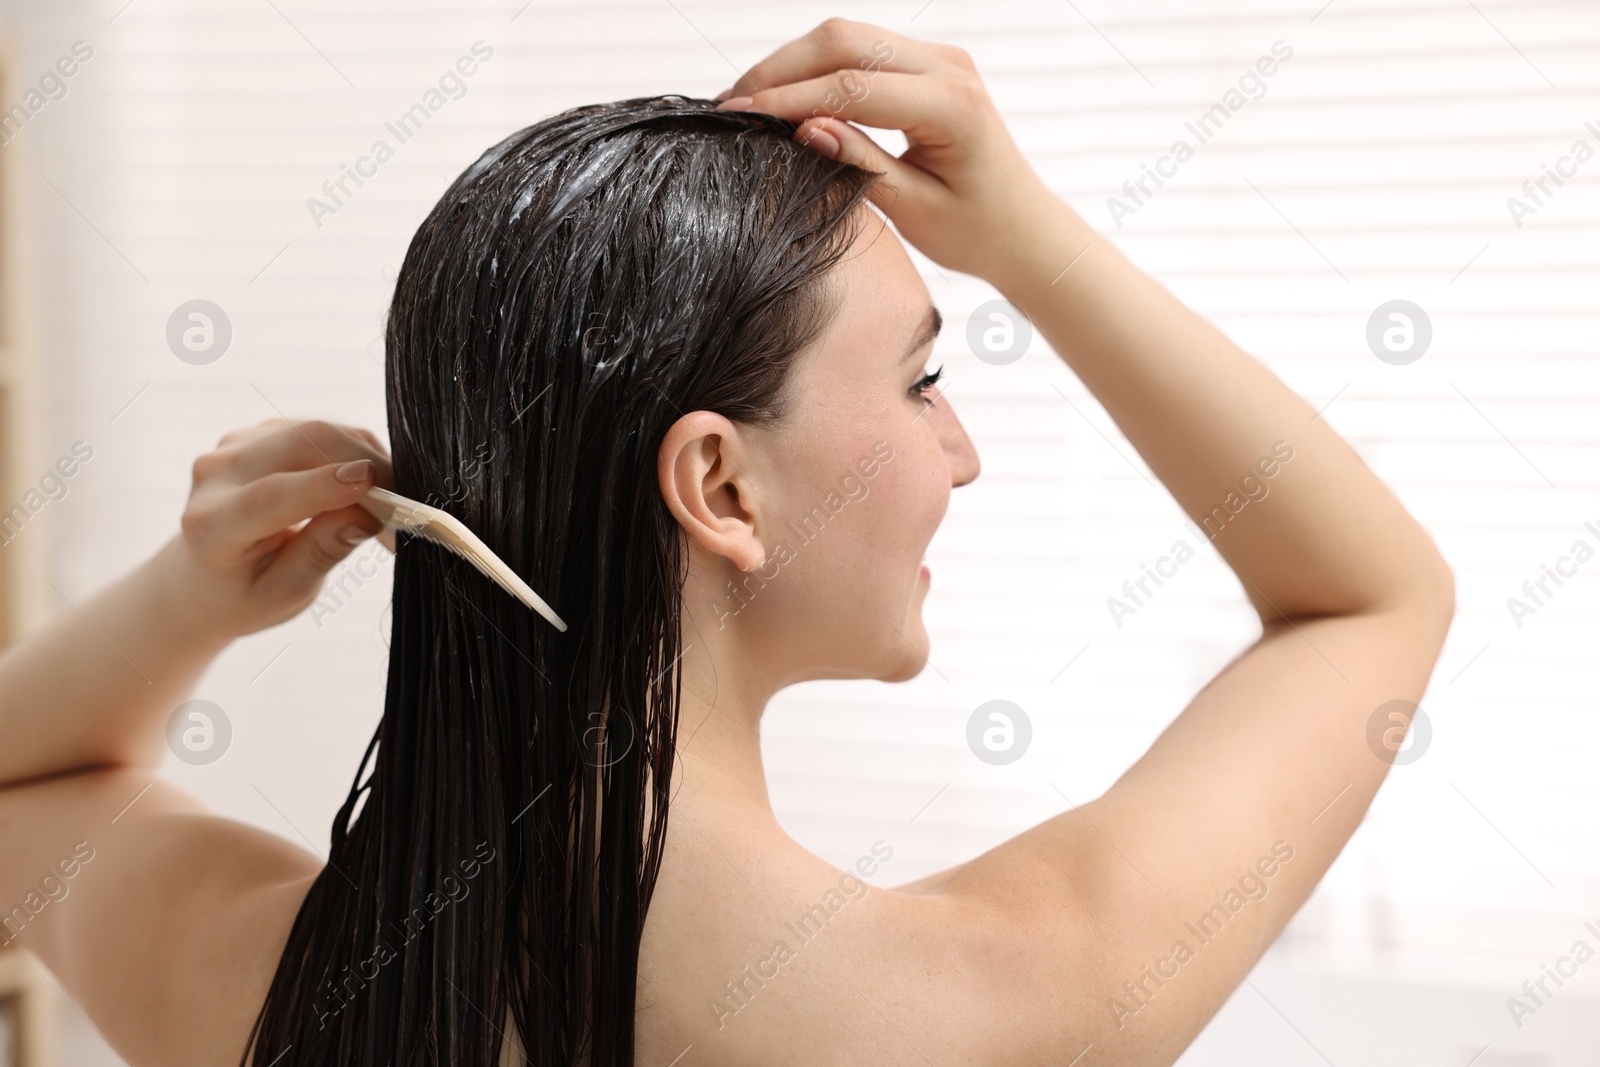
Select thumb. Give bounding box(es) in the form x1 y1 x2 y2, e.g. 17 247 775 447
258 503 383 602
794 116 933 215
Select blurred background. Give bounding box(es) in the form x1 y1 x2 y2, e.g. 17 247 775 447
0 0 1596 1064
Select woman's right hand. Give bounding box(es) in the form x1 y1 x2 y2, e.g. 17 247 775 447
159 418 395 641
715 17 1060 290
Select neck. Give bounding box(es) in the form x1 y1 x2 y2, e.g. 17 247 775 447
670 636 774 809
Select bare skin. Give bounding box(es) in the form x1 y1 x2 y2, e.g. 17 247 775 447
0 18 1453 1067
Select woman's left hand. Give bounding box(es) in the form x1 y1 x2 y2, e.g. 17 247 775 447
713 17 1057 291
156 418 395 641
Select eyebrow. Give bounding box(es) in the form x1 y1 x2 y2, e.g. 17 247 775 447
900 305 942 364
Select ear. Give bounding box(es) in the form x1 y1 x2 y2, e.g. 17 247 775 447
657 410 767 572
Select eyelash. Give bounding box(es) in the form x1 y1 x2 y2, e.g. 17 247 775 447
911 364 944 404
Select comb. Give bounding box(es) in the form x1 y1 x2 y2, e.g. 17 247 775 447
358 486 567 632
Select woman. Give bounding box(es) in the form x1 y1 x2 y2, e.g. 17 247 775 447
0 18 1453 1067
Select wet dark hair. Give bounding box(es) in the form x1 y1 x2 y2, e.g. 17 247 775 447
241 95 880 1065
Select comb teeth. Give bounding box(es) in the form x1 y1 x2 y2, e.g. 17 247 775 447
387 502 434 529
410 523 490 583
417 523 477 563
357 486 568 632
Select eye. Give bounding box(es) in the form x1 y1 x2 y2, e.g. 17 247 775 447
910 364 944 406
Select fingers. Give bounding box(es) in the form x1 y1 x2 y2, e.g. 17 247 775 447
718 18 945 99
206 419 393 488
350 427 387 454
216 419 285 449
793 116 934 211
724 67 976 150
254 503 383 601
184 460 380 562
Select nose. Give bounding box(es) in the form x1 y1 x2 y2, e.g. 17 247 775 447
925 391 980 487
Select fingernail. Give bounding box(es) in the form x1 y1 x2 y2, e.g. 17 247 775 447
335 459 373 484
337 523 369 545
716 95 755 111
802 125 840 159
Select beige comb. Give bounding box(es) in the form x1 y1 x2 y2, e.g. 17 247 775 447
358 486 567 632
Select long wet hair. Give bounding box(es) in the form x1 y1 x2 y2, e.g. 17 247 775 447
241 96 880 1065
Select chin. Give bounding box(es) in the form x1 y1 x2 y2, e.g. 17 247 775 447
817 586 930 683
880 628 931 683
815 633 929 684
882 659 928 684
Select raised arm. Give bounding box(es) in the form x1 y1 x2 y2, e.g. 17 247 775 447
971 175 1453 1059
991 202 1451 624
718 19 1453 1062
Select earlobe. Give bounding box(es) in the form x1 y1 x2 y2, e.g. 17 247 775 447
657 410 766 572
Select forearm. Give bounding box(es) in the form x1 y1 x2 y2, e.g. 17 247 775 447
0 535 230 786
993 195 1452 621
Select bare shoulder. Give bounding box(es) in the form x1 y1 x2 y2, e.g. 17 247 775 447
880 863 1110 1062
0 765 320 1067
636 819 1093 1067
731 870 1100 1066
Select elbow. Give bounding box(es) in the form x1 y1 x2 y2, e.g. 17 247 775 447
1405 547 1456 635
1433 557 1457 619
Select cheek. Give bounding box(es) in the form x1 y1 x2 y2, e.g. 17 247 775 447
783 397 948 575
854 428 948 559
908 438 952 540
